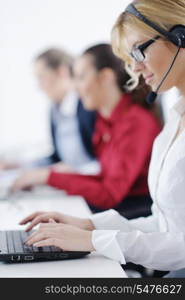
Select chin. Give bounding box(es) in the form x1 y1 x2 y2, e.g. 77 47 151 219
150 82 157 91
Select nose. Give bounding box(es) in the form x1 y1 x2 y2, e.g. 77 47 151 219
131 59 145 74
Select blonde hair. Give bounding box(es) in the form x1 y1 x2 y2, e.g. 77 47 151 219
111 0 185 89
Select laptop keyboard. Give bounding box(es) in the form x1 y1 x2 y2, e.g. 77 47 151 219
0 230 62 254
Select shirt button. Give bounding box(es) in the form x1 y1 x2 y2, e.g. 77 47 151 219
102 133 111 142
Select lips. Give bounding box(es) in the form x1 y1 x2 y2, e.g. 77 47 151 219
144 74 154 84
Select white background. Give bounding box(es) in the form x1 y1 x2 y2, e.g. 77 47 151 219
0 0 177 161
0 0 130 161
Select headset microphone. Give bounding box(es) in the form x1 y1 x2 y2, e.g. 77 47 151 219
146 91 157 104
125 3 185 104
146 46 181 104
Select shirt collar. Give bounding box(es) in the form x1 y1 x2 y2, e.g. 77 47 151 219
59 90 79 116
100 93 133 124
172 97 185 117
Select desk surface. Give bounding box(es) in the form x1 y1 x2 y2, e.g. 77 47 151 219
0 187 127 278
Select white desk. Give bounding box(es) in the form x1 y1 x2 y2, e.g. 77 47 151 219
0 187 127 278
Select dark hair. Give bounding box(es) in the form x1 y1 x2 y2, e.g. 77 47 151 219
83 44 129 92
83 43 153 110
35 48 74 75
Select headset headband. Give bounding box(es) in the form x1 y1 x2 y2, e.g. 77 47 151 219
125 4 181 46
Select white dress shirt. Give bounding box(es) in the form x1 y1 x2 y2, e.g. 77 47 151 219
89 98 185 271
54 91 100 175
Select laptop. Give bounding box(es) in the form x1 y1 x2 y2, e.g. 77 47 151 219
0 230 90 263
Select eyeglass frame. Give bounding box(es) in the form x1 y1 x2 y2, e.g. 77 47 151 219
130 35 160 62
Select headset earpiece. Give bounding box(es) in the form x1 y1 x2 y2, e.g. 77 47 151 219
169 25 185 48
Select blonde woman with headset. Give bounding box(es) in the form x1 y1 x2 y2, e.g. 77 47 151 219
19 0 185 277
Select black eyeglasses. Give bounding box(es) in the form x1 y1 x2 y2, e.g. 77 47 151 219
130 35 160 62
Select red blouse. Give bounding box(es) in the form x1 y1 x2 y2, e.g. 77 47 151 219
47 94 161 209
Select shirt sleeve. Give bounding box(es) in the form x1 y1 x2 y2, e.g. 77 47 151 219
47 114 160 209
127 203 159 232
91 230 126 264
92 229 185 271
89 208 158 232
74 160 101 175
22 156 56 168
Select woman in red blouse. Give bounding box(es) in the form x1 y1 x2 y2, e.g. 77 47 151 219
11 44 161 217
